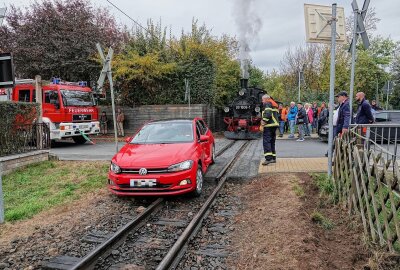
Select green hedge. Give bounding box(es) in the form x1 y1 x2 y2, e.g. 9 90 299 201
0 101 40 157
0 101 40 126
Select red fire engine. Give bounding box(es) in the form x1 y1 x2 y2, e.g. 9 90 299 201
11 78 100 144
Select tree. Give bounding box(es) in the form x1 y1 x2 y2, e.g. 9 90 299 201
0 0 124 82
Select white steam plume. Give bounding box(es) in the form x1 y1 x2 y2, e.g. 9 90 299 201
232 0 262 79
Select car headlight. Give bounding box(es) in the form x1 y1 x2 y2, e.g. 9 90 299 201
168 160 193 172
224 107 230 113
110 162 121 174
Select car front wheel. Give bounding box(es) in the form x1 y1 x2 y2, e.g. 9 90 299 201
190 166 203 197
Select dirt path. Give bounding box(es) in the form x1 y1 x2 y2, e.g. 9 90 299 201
228 173 371 270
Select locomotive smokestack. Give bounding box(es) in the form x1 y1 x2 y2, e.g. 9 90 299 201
240 78 248 89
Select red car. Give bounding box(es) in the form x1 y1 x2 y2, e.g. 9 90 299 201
108 118 215 196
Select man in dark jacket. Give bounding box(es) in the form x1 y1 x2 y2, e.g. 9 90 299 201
296 103 307 142
335 91 351 136
355 92 375 124
261 94 279 165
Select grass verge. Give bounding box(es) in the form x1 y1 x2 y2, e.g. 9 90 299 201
2 160 108 222
311 210 335 230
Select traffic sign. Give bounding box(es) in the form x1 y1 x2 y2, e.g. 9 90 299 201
349 0 370 49
304 4 346 44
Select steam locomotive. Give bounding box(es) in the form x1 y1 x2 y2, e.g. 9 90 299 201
223 78 266 140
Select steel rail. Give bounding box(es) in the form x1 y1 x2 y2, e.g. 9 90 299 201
215 140 236 157
156 141 250 270
71 198 164 270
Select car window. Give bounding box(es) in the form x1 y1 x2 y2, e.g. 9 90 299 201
198 120 208 134
389 112 400 122
195 122 202 140
375 112 389 122
131 122 194 144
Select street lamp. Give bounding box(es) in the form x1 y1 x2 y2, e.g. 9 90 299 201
298 64 306 102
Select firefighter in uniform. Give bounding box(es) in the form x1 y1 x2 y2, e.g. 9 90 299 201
261 94 279 165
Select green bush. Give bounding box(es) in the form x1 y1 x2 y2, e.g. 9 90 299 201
0 101 40 156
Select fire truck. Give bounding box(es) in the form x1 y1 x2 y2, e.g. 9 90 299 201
11 78 100 144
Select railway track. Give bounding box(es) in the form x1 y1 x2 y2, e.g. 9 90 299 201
44 139 247 270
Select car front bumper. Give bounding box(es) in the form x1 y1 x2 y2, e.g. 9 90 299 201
107 168 197 196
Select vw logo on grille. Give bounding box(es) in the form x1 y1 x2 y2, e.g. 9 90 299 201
139 168 148 175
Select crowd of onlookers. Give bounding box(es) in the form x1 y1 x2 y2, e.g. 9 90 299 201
276 91 381 142
277 101 329 142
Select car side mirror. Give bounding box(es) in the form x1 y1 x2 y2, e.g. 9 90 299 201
200 135 209 142
125 136 132 143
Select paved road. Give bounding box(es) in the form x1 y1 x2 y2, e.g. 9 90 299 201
276 139 328 158
50 138 328 160
50 140 125 160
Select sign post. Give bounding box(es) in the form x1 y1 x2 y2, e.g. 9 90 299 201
304 3 345 177
96 44 118 153
349 0 370 122
184 78 191 117
0 7 6 26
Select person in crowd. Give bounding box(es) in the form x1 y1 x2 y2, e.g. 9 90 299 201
335 91 350 136
278 103 287 137
312 102 319 132
284 105 290 133
100 111 108 135
305 103 313 136
371 100 383 111
261 94 279 165
355 92 375 124
318 102 328 134
296 102 306 142
116 108 125 137
287 102 298 139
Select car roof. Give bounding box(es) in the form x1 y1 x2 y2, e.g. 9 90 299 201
376 110 400 113
148 118 203 124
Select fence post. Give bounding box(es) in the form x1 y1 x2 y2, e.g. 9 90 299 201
0 162 4 224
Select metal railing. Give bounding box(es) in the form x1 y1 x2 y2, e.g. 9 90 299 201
350 124 400 161
0 123 51 157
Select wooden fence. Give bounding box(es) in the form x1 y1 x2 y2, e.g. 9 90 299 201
333 130 400 252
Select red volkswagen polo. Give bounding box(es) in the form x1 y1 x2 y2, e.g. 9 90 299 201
108 118 215 196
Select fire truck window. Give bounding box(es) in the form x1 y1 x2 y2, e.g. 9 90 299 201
18 90 30 102
44 91 60 107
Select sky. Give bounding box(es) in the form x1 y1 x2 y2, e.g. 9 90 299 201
1 0 399 72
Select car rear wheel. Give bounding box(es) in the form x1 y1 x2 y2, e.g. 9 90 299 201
190 166 203 197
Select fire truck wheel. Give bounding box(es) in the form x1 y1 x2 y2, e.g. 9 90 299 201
72 135 87 145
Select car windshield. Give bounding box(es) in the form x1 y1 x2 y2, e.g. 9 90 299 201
61 90 95 107
131 122 194 144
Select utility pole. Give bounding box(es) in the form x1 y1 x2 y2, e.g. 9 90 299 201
35 75 43 149
327 3 337 178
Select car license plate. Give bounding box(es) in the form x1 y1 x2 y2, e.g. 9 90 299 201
130 179 157 187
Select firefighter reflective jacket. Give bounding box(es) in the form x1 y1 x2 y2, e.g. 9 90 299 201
262 100 279 127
